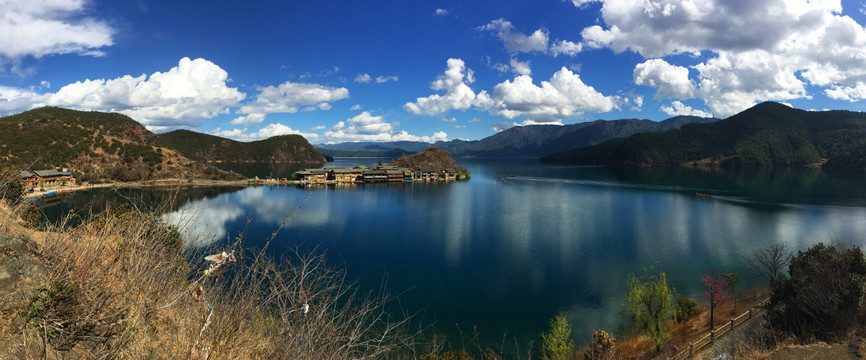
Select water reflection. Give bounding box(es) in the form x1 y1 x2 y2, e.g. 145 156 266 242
50 161 866 349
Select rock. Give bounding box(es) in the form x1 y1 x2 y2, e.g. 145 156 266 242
0 233 46 358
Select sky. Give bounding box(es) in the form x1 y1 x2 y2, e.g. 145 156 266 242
3 0 866 144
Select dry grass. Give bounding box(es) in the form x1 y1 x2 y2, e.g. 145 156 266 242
0 191 421 359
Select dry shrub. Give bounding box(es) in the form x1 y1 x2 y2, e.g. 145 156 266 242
11 195 419 359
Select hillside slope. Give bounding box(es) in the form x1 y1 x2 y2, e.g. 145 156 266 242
0 107 239 182
159 130 325 165
388 147 467 174
542 102 866 168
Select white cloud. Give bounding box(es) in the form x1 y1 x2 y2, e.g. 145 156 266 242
311 125 326 131
239 81 348 115
660 101 713 118
355 73 372 83
442 117 457 122
633 59 695 99
510 58 532 76
210 122 319 142
0 57 245 128
230 113 265 126
0 0 114 62
580 0 866 117
826 82 866 101
350 104 362 110
479 18 549 54
550 40 583 57
404 58 492 115
468 117 482 124
434 8 449 16
487 67 618 123
323 111 447 143
376 75 398 83
490 121 513 132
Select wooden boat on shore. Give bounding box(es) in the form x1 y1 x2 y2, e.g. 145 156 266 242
696 192 712 197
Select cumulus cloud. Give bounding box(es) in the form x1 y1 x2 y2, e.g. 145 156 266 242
579 0 866 117
0 0 114 62
660 101 713 118
510 58 532 76
239 81 348 116
0 57 244 128
479 18 549 54
826 82 866 101
354 73 372 83
324 111 448 143
550 40 583 57
350 104 362 110
404 58 492 115
210 122 319 142
633 59 695 99
230 113 265 126
468 117 482 124
487 67 618 123
434 8 449 16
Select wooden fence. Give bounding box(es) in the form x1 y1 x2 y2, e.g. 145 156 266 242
669 299 769 360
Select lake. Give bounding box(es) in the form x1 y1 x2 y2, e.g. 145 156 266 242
43 159 866 350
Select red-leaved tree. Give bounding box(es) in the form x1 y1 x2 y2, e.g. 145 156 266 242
702 271 728 330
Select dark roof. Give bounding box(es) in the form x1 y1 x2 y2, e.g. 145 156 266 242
33 169 64 177
19 170 35 178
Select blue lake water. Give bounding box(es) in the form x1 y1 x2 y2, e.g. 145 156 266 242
45 159 866 349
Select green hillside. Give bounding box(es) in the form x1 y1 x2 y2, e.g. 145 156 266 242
542 102 866 169
158 130 325 164
0 107 239 182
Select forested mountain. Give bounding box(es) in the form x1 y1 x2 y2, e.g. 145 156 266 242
541 102 866 169
158 130 326 165
317 115 718 158
0 107 326 182
0 107 239 182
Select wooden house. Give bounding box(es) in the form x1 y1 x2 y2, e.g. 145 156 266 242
294 169 327 183
328 168 364 183
20 169 75 189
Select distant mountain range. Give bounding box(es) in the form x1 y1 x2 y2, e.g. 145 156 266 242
541 102 866 169
317 115 719 158
0 107 324 182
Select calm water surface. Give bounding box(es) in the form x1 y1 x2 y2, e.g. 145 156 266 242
46 159 866 349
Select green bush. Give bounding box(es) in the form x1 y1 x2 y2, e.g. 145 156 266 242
541 313 574 360
766 243 866 342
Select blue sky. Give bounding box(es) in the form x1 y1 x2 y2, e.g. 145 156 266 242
3 0 866 143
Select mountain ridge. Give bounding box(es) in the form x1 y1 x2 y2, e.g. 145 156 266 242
541 102 866 169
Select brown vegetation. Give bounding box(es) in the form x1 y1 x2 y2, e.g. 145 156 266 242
0 190 420 359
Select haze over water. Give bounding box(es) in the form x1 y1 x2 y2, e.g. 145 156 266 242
46 159 866 348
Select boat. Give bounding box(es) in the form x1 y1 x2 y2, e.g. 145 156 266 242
43 191 57 197
404 179 414 183
696 193 712 197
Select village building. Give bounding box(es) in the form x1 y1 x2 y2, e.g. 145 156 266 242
19 169 75 190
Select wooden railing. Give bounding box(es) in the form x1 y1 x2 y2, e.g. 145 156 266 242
669 299 769 360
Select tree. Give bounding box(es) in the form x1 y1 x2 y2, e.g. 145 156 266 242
744 244 791 285
624 270 676 352
584 329 615 360
766 243 866 342
702 272 728 330
675 297 699 342
721 273 740 310
540 313 574 360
